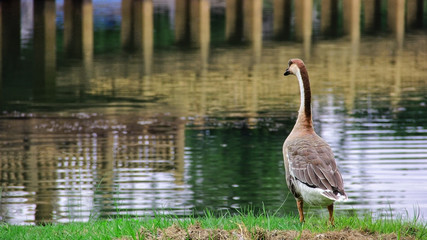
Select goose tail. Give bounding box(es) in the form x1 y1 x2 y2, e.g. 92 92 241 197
322 190 348 202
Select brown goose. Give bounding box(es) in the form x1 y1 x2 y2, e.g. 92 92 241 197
282 59 347 225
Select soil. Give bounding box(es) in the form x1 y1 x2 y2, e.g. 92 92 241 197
116 223 415 240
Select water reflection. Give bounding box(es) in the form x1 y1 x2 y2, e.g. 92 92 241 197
0 114 187 224
0 0 427 225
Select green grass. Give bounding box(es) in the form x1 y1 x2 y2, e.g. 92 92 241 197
1 209 426 239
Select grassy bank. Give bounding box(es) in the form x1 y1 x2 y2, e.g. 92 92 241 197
1 210 426 239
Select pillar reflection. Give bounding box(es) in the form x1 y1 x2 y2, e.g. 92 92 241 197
98 131 115 219
194 69 207 126
64 0 94 98
294 0 312 41
391 49 402 115
226 0 261 46
1 0 20 79
35 187 55 225
226 0 243 42
175 0 189 44
64 0 93 60
142 0 153 75
406 0 424 29
295 0 312 59
344 41 360 114
388 0 405 48
24 122 57 225
247 64 259 128
245 0 262 63
320 0 338 37
121 0 153 67
273 0 291 40
175 0 210 47
363 0 381 33
243 0 262 43
0 1 2 101
343 0 360 41
121 0 133 49
174 120 185 185
193 0 210 69
33 0 56 100
191 0 210 47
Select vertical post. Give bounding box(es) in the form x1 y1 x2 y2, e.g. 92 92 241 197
64 0 93 60
343 0 361 41
33 0 56 100
321 0 338 36
388 0 405 47
226 0 243 42
273 0 291 39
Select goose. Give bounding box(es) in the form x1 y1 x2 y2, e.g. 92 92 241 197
282 58 347 225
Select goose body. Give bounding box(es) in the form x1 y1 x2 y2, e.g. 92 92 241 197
283 59 347 225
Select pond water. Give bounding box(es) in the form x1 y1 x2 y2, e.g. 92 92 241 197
1 1 427 225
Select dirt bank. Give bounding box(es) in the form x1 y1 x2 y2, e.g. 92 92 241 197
117 223 414 240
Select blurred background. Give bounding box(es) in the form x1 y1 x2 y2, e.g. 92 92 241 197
0 0 427 225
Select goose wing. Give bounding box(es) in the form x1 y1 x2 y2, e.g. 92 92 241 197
286 135 347 200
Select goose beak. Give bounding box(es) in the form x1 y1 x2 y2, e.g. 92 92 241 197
284 69 291 76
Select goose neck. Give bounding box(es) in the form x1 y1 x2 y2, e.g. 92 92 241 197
295 67 312 128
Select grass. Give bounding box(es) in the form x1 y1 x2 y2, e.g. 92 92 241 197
0 209 426 239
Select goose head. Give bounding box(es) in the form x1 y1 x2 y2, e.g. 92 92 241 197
284 58 305 76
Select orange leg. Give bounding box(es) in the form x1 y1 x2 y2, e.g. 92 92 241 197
297 199 304 223
327 204 334 226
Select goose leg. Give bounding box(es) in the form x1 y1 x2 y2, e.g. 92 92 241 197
327 204 334 226
297 199 304 223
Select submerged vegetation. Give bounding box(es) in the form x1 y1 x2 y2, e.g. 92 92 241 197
1 209 426 239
